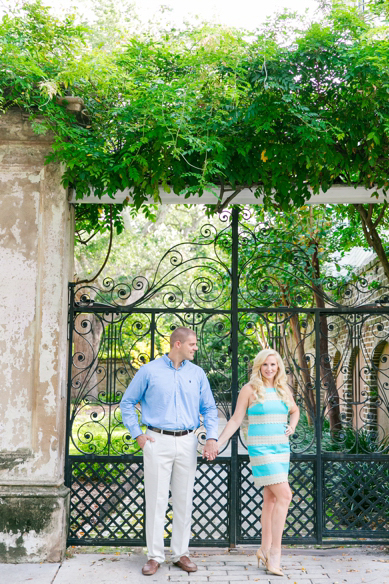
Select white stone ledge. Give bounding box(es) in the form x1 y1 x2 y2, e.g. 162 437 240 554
70 185 388 205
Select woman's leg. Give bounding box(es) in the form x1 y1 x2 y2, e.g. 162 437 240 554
266 482 293 569
260 486 276 554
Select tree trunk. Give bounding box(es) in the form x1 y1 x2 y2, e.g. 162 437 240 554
310 250 342 434
354 203 389 282
289 312 316 425
280 288 316 424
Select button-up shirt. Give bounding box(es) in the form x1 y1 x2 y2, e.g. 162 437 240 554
120 354 218 440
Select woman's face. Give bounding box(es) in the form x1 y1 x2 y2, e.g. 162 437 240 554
260 355 279 384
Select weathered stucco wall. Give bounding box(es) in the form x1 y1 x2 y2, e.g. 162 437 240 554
0 109 73 562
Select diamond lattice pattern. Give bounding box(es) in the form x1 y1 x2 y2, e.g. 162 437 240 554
69 459 145 543
69 458 230 544
324 460 389 534
238 458 316 540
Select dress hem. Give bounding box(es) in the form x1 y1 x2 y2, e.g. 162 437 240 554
253 476 289 487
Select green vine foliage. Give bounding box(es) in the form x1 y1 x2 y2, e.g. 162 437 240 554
1 1 389 234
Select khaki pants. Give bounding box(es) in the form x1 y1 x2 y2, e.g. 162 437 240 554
143 429 198 563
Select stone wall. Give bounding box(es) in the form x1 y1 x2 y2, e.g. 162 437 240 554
0 110 73 562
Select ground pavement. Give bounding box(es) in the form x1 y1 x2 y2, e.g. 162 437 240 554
2 546 389 584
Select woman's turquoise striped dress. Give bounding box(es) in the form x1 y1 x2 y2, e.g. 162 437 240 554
247 387 290 487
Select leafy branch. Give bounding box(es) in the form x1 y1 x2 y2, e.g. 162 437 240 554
76 205 113 284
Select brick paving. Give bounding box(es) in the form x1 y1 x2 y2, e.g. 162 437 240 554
2 546 389 584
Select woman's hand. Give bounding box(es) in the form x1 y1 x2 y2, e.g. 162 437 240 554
284 424 295 437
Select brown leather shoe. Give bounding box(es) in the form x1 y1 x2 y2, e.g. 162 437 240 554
142 559 160 575
173 556 198 572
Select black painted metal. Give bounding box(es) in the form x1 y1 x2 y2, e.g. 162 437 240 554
315 311 323 545
66 207 389 546
229 207 240 548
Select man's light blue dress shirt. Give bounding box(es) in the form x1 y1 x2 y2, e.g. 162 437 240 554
120 354 218 440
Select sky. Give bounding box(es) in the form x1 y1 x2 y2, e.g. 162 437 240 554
1 0 321 30
126 0 318 30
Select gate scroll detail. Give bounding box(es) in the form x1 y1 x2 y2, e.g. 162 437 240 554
66 207 389 546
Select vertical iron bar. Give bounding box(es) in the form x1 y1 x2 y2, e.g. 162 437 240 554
65 283 75 489
108 320 113 403
315 310 323 544
107 322 112 455
229 206 240 548
275 313 279 353
150 312 155 361
112 315 116 405
355 316 359 447
113 323 117 401
193 313 198 366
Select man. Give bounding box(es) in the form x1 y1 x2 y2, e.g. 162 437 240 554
120 326 219 576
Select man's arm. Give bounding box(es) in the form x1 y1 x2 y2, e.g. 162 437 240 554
199 371 219 460
120 366 149 441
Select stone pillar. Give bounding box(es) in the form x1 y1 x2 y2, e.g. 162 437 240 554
0 110 73 562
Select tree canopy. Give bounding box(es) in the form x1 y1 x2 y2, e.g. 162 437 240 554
1 0 389 234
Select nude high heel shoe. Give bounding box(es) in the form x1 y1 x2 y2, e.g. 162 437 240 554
265 551 284 577
266 563 284 577
256 548 267 568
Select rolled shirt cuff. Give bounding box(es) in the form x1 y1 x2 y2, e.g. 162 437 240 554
129 426 143 440
205 433 219 441
203 421 219 441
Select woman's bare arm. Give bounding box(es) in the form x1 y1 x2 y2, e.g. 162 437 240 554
285 387 300 436
217 384 254 449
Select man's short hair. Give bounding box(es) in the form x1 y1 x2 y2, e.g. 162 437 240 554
170 327 196 348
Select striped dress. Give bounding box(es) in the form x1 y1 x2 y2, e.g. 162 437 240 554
247 387 290 487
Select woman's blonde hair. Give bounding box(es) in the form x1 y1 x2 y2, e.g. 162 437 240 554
249 349 292 409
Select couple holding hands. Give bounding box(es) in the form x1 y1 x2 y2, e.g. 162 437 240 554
120 327 300 577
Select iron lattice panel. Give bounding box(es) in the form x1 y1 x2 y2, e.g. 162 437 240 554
191 461 229 543
68 457 230 545
150 461 230 544
237 457 263 541
238 457 316 543
323 458 389 537
286 459 316 540
68 458 145 544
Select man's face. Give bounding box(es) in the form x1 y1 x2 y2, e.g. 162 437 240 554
179 334 198 361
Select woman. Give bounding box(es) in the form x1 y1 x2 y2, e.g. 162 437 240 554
217 349 300 576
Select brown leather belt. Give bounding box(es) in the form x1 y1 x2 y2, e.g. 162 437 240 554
147 426 194 437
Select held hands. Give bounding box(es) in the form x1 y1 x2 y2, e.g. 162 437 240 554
136 434 155 450
202 439 219 461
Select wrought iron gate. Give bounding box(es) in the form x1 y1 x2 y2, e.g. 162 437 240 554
66 207 389 546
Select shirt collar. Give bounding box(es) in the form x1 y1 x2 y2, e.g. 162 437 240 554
163 353 187 370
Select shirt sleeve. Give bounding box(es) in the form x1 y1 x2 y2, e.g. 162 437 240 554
199 370 219 440
120 366 149 439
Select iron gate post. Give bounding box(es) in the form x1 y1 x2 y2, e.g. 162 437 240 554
315 311 323 544
229 207 240 549
65 283 75 489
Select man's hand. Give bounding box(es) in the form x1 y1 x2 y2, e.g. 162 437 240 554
202 439 219 461
136 434 155 450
